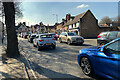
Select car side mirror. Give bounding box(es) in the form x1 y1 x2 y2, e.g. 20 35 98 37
99 47 104 52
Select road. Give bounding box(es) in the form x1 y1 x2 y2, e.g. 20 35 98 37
18 37 97 79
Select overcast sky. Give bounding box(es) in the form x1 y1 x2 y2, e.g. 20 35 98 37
19 2 118 26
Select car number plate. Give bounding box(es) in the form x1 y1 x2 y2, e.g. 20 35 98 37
46 43 52 45
77 40 82 42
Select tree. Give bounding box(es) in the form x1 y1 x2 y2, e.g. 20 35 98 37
3 2 20 57
99 16 112 25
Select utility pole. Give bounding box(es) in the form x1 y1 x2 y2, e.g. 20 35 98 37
52 14 58 23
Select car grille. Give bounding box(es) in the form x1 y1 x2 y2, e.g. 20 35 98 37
76 38 82 41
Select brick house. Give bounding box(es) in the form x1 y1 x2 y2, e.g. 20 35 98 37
62 10 99 38
58 9 118 38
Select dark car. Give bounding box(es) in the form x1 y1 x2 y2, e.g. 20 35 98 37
23 34 28 39
78 38 120 80
97 31 120 45
28 34 36 43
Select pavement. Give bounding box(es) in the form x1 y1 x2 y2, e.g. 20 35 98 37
0 36 27 80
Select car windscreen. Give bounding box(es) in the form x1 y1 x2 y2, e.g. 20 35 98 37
68 33 76 36
49 33 56 35
41 35 53 38
31 35 36 38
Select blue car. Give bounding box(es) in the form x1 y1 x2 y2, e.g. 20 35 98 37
78 38 120 80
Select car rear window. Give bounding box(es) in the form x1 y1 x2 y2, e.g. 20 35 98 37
41 35 53 38
108 32 118 38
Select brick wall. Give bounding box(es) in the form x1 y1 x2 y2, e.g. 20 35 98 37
80 11 99 38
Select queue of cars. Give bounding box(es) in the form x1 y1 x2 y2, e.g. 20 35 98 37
18 31 120 79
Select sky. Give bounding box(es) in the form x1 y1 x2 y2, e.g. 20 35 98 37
19 2 118 26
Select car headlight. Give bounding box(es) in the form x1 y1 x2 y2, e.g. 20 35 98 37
79 50 82 53
71 37 75 40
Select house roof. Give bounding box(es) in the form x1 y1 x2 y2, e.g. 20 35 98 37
63 10 90 27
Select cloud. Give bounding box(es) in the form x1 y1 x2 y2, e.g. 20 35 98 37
77 4 88 8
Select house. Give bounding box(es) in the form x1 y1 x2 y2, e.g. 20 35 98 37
58 9 118 38
61 10 99 38
31 22 48 34
16 22 29 34
47 23 59 33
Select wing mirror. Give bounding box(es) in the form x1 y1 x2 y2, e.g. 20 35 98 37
99 47 104 52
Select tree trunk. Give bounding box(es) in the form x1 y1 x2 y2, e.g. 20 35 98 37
3 2 20 57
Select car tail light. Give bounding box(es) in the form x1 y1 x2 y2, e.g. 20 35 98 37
97 35 101 38
52 38 56 40
39 39 44 42
53 35 56 37
97 33 101 38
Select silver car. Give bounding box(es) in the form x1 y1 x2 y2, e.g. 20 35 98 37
33 33 56 51
59 32 84 45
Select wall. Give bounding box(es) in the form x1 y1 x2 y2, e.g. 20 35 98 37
80 11 99 38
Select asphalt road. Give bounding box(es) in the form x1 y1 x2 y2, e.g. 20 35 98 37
18 37 97 79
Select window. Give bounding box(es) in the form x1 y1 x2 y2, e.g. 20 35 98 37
69 25 72 29
105 40 120 54
63 33 67 36
68 32 76 36
108 32 118 39
76 23 79 27
41 35 53 38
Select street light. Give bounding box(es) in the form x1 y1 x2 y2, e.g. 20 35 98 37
52 14 58 23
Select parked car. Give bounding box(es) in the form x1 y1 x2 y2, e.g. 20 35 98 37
78 38 120 80
33 33 56 51
23 34 28 39
59 32 84 45
97 31 120 45
28 34 36 43
21 33 26 38
27 34 31 40
48 33 59 40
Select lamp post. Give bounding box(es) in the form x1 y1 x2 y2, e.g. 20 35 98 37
52 14 58 23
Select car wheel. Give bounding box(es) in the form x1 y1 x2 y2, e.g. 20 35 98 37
52 45 56 49
67 39 71 45
59 38 62 43
80 57 94 77
37 44 42 51
33 43 36 47
79 42 83 45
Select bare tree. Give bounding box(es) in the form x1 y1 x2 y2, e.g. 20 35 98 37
3 2 20 57
99 16 112 25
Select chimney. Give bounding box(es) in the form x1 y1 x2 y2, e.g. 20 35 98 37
23 22 26 26
66 14 71 21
